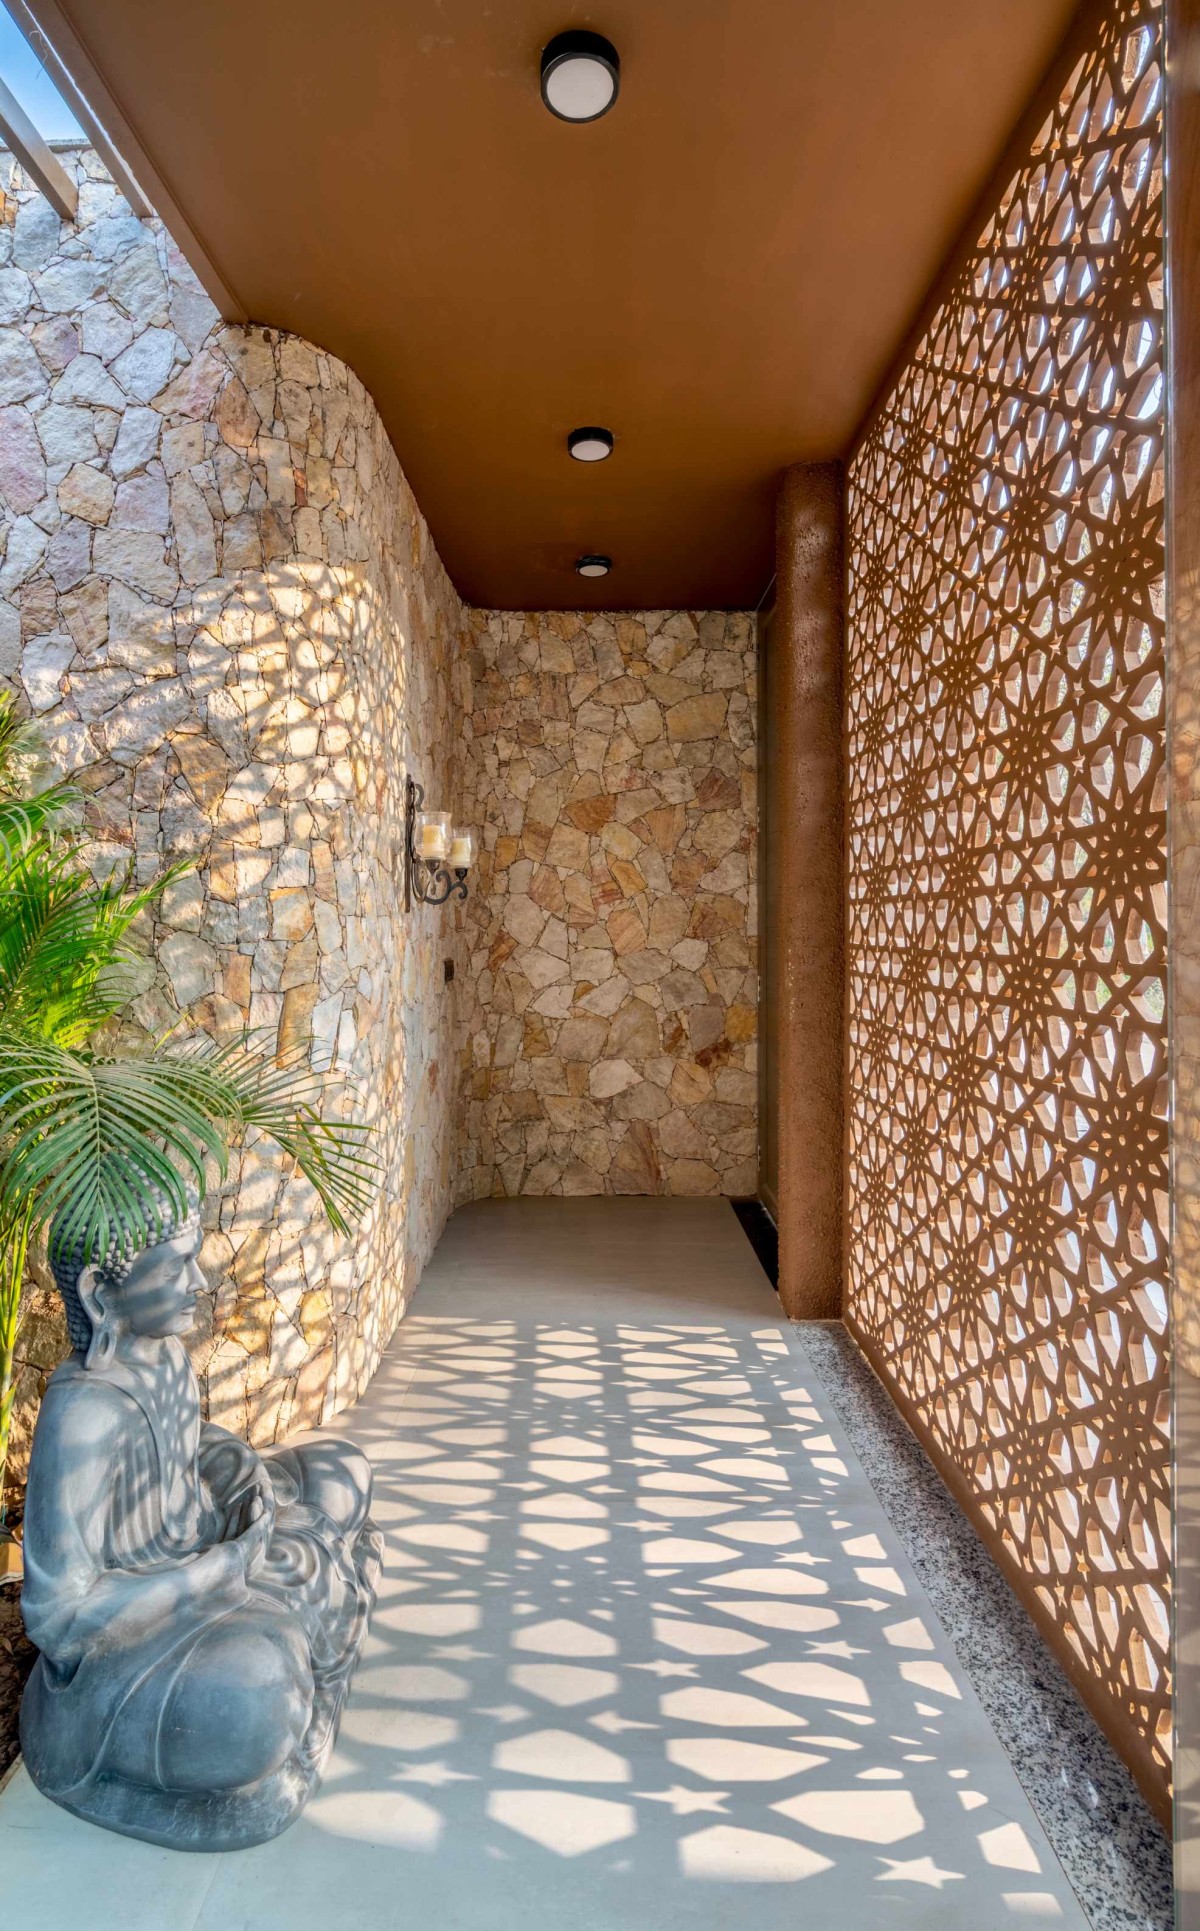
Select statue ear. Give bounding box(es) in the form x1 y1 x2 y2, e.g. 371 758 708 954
77 1263 104 1333
77 1265 116 1369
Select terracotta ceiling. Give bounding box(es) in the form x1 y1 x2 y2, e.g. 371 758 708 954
25 0 1081 608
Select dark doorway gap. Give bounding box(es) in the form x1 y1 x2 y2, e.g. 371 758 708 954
731 1196 778 1287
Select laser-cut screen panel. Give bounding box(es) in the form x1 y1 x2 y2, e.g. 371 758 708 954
845 0 1168 1800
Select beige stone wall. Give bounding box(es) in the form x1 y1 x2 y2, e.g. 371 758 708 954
0 147 471 1484
0 147 760 1491
455 608 758 1199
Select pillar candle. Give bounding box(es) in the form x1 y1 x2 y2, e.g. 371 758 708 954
415 819 450 860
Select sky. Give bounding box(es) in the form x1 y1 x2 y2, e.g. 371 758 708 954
0 3 83 140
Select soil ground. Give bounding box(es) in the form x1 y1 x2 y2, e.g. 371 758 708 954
0 1582 33 1780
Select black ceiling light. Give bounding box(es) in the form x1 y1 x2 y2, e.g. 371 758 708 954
576 554 612 578
541 30 620 123
568 426 615 462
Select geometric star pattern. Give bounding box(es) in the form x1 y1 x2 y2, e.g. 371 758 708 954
845 0 1169 1802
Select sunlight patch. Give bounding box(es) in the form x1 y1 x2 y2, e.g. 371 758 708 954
679 1824 832 1882
661 1687 801 1728
980 1822 1042 1873
305 1788 442 1851
510 1663 619 1706
512 1617 618 1658
774 1788 923 1844
495 1728 630 1783
488 1790 635 1856
745 1661 870 1707
668 1737 828 1781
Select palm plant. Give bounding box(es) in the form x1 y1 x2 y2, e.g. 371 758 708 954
0 696 375 1514
0 697 77 861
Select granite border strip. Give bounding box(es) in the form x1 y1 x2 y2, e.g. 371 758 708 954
796 1319 1172 1931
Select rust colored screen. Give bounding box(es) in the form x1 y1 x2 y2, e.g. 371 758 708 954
844 0 1169 1809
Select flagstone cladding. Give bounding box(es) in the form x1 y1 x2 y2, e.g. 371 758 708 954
0 148 758 1491
0 146 471 1483
456 608 758 1201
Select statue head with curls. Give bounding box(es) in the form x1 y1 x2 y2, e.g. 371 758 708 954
49 1185 204 1369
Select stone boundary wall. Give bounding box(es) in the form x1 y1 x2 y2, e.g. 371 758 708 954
1 147 472 1483
456 609 757 1199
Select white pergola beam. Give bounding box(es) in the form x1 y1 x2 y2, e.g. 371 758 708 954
0 72 76 219
12 0 246 321
6 4 151 219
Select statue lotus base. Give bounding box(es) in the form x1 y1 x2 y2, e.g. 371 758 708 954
20 1514 382 1853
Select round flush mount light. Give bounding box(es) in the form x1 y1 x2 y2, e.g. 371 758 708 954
568 426 614 462
541 30 620 123
576 554 612 578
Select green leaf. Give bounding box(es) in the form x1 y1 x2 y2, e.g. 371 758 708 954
0 786 79 866
0 686 80 859
0 842 190 1045
0 691 58 795
0 1032 377 1260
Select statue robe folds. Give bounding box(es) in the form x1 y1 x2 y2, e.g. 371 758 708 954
19 1340 382 1851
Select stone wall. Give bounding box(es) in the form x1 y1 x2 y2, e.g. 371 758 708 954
455 608 758 1199
1 146 472 1486
0 146 760 1491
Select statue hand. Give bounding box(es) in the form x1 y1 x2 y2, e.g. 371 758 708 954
200 1429 265 1508
231 1491 273 1576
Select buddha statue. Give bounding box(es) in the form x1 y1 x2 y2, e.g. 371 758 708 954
18 1187 382 1851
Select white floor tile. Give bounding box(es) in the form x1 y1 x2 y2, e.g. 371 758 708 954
1 1200 1087 1930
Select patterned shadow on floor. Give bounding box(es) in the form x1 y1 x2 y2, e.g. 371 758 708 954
182 1262 1090 1931
799 1320 1172 1931
0 1202 1120 1931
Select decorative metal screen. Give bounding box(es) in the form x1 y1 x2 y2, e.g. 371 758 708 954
845 0 1168 1802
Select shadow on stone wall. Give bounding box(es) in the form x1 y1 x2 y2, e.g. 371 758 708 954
1 148 470 1486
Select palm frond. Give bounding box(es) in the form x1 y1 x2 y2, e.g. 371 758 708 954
0 689 79 857
0 700 377 1317
0 1032 377 1261
0 845 190 1044
0 785 79 866
193 1035 378 1228
0 691 52 795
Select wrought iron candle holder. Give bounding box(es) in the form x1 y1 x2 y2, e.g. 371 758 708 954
405 775 475 909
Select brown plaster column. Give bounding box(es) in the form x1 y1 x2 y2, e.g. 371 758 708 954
768 462 844 1319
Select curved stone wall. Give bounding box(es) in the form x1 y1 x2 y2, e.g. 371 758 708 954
2 145 471 1482
1 146 760 1497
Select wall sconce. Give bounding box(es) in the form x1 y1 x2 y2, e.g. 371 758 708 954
406 775 475 909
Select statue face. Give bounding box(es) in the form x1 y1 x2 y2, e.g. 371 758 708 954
106 1223 205 1339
